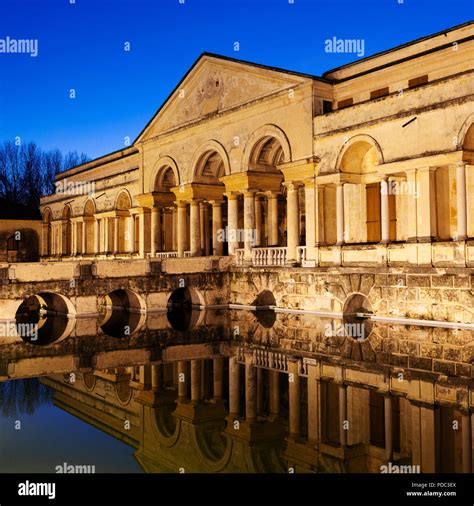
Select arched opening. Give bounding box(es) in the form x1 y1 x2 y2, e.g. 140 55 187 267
43 209 52 256
15 292 75 345
6 235 19 262
83 200 95 255
98 289 146 339
342 293 374 342
153 167 178 254
62 206 72 256
462 123 474 239
246 135 286 247
191 150 227 257
166 287 205 331
251 290 277 328
339 140 392 244
115 191 132 254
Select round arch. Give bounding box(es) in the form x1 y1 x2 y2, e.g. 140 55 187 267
83 198 96 216
42 207 52 223
336 134 384 174
190 140 231 182
148 156 180 193
242 124 292 170
457 114 474 150
114 189 132 210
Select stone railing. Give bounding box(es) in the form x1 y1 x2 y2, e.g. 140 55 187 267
235 249 245 266
252 247 287 267
237 347 289 372
154 251 178 259
296 246 306 264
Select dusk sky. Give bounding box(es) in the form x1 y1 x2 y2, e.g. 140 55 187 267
0 0 472 159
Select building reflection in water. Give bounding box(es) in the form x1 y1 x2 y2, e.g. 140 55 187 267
0 305 472 474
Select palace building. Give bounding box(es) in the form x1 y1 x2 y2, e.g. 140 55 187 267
1 21 472 474
39 22 473 270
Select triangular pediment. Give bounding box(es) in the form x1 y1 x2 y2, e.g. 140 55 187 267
136 54 311 142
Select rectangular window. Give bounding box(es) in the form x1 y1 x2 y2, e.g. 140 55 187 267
337 98 353 110
408 75 428 89
370 87 389 99
322 100 333 113
369 391 385 448
321 381 340 445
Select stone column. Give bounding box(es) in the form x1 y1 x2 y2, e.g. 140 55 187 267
213 357 223 402
138 211 146 257
456 163 467 240
113 216 119 254
128 215 135 253
151 365 161 391
304 181 317 262
211 200 223 256
420 405 436 472
151 206 159 257
171 207 178 252
380 177 390 243
384 394 393 461
255 195 262 247
93 219 100 255
462 411 472 473
288 359 301 438
71 222 77 256
286 183 300 264
82 220 87 254
189 200 201 256
190 359 201 404
229 356 240 418
139 365 151 389
245 354 257 423
405 170 417 241
267 191 279 246
243 191 256 263
307 364 320 444
177 201 187 258
199 202 206 254
103 218 109 254
336 183 345 245
257 368 263 415
416 167 437 242
339 384 348 447
226 193 239 255
178 361 187 402
270 370 280 420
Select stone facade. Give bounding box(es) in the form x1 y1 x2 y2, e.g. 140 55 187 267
1 22 473 474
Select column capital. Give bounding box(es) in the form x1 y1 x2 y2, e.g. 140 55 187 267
282 181 303 191
224 192 240 201
210 199 224 206
265 190 280 199
242 189 258 198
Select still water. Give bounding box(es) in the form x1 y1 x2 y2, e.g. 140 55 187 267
0 304 472 474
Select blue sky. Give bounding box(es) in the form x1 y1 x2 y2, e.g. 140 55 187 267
0 389 141 473
0 0 472 159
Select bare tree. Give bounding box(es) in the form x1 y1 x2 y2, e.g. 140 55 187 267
0 141 90 209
